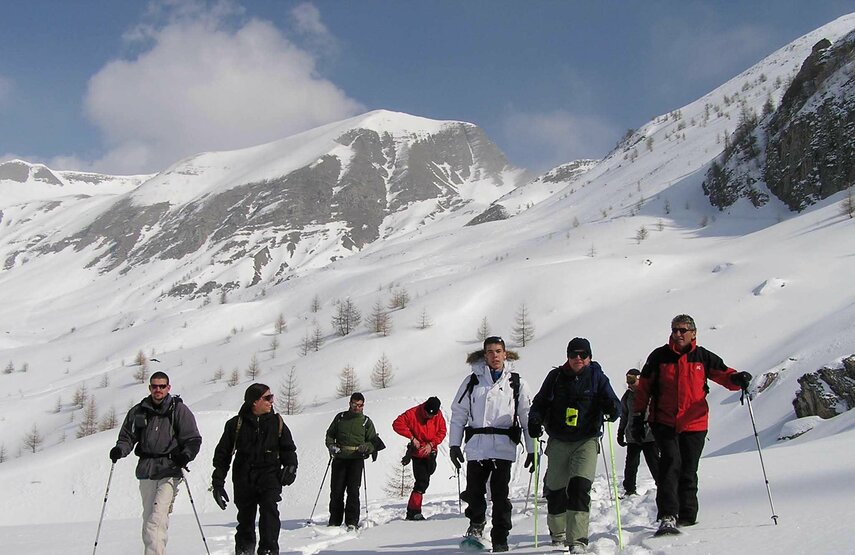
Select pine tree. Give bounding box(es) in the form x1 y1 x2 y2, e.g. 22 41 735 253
336 365 360 398
246 355 261 380
476 317 491 342
0 443 6 463
3 361 14 374
310 294 322 313
370 353 394 389
99 406 119 431
99 373 110 388
841 186 855 219
275 313 287 334
512 303 535 347
227 368 240 387
133 350 149 384
417 308 433 330
299 330 312 356
269 335 280 358
367 301 393 336
72 384 89 408
77 397 99 438
23 424 44 454
53 396 62 414
332 298 361 336
213 367 224 381
388 288 411 309
383 455 415 497
277 367 303 415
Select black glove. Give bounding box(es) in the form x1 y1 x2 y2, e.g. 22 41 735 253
603 410 619 423
280 465 297 486
212 485 229 510
523 453 536 473
357 443 371 455
450 446 465 470
109 446 123 463
170 449 191 471
631 413 648 441
731 371 752 391
527 415 543 438
617 433 626 447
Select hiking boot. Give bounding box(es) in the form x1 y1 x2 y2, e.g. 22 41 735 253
656 515 679 536
465 521 486 538
492 542 509 552
346 524 359 532
405 512 426 521
550 532 566 546
568 541 588 554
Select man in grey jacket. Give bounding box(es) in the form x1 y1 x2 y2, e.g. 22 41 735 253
110 371 202 555
616 368 659 496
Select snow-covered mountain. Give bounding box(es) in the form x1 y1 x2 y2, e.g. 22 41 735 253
1 13 855 555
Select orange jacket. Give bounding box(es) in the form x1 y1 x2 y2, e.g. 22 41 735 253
392 404 447 458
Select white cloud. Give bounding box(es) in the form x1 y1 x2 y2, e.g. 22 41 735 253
290 2 337 54
84 7 362 174
500 110 620 171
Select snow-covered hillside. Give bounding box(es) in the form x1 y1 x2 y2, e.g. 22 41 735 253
1 14 855 555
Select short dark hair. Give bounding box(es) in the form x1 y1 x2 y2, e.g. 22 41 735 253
150 371 169 384
350 392 365 403
483 336 505 350
671 314 696 330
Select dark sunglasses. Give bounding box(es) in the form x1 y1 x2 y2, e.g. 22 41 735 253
671 327 695 335
261 394 274 402
568 351 590 360
149 384 169 390
351 401 364 407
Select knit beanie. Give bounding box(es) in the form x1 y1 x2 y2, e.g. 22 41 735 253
244 383 269 403
566 337 592 357
424 396 441 415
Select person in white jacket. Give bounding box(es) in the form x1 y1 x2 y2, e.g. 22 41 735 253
450 336 535 553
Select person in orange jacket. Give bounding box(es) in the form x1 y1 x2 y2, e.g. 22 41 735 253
392 397 447 520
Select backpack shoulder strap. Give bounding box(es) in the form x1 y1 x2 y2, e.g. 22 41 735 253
457 373 480 404
278 414 284 437
230 416 242 459
509 372 521 421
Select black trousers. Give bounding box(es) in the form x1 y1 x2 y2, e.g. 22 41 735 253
461 459 512 544
329 458 364 526
412 453 437 493
652 423 706 522
622 441 660 493
233 468 282 554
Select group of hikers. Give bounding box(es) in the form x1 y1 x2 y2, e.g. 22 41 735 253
109 313 752 554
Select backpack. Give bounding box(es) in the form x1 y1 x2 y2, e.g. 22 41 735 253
458 372 523 444
230 413 285 459
132 395 183 441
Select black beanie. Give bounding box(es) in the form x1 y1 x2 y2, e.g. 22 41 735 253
566 337 592 357
424 396 441 415
626 368 641 376
244 383 269 403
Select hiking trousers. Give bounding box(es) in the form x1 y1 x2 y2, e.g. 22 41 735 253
461 459 513 544
623 441 660 493
329 458 364 526
543 436 598 545
233 467 283 554
139 476 181 555
652 423 706 523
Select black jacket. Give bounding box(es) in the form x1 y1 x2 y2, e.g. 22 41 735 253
530 361 621 443
211 404 297 487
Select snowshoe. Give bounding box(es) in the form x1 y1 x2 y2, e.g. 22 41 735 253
654 515 680 537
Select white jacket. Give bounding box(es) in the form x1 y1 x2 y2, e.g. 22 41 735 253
450 360 535 462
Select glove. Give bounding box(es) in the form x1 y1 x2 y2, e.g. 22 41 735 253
617 433 626 447
603 411 618 423
109 446 123 463
417 442 432 457
523 453 536 473
450 446 465 470
527 415 543 438
280 465 297 486
357 443 371 454
170 449 191 470
631 413 648 441
328 444 341 457
212 485 229 510
731 371 752 391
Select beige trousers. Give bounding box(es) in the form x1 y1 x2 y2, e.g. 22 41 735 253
139 477 181 555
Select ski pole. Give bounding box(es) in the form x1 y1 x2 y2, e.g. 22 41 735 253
743 391 779 524
362 463 369 520
182 471 211 555
523 463 533 514
606 422 624 550
92 462 115 555
308 456 333 524
599 435 613 502
456 467 462 514
533 440 541 548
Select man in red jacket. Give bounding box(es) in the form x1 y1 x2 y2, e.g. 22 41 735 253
633 314 752 536
392 397 447 520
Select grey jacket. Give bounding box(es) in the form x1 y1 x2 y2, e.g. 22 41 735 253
114 394 202 480
618 388 655 444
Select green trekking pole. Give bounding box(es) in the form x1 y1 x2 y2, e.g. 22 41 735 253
606 421 624 549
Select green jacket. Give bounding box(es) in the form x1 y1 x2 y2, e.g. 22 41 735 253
325 410 378 459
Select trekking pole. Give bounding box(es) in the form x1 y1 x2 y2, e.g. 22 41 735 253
606 422 624 550
182 471 212 555
533 440 541 548
92 462 115 555
523 464 533 513
308 456 333 524
599 436 613 502
456 467 462 514
362 463 370 520
743 391 779 525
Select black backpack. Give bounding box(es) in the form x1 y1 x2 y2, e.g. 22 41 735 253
458 372 523 444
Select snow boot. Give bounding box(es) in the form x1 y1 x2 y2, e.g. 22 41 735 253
655 515 680 536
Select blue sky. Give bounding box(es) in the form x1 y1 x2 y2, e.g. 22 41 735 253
0 0 852 175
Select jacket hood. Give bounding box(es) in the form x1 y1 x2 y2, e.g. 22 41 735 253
668 337 697 355
465 349 520 364
140 393 173 414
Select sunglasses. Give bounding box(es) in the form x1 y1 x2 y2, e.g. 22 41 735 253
351 402 365 407
261 394 274 402
149 384 169 390
568 351 590 360
671 327 695 335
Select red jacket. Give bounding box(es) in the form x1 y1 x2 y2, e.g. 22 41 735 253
633 338 740 433
392 404 447 458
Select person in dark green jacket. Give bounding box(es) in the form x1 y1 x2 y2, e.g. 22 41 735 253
325 392 382 529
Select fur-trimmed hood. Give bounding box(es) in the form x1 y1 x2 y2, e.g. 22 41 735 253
466 349 520 364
